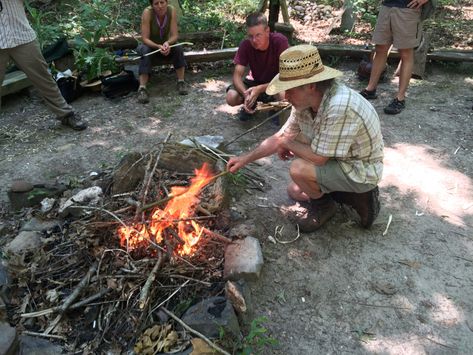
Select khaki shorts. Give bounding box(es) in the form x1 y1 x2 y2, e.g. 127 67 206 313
316 160 376 194
372 5 422 49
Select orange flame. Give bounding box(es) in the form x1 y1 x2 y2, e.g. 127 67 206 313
117 163 214 256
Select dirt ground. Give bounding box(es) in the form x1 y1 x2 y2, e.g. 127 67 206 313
1 57 473 354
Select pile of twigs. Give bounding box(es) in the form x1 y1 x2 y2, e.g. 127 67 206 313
7 139 251 353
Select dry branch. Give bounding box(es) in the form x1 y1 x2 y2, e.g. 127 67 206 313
161 307 231 355
139 251 165 309
203 227 233 244
59 262 98 313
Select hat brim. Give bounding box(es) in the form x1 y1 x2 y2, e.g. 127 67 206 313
266 66 343 95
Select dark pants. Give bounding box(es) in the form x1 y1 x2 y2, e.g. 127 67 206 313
137 44 186 75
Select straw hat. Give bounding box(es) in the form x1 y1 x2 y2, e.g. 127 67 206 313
266 45 343 95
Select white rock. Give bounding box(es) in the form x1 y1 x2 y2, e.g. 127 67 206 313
59 186 103 217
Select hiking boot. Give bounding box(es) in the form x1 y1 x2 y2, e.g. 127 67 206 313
360 89 378 100
177 81 188 95
137 87 149 104
60 112 87 131
330 186 380 228
384 98 405 115
289 194 337 233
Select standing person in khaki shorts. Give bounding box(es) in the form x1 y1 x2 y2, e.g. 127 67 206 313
0 0 87 130
227 45 384 232
360 0 429 115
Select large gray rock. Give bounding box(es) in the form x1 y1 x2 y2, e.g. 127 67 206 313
224 237 263 281
5 231 42 254
19 335 64 355
20 218 61 233
111 152 146 194
0 322 18 355
181 297 240 338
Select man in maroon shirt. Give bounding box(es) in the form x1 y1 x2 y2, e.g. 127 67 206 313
226 12 289 121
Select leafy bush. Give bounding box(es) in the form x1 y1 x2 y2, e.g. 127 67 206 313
25 1 64 49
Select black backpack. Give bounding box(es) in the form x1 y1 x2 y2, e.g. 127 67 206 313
101 70 139 99
57 76 82 103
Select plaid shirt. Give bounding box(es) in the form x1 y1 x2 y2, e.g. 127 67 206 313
283 81 384 185
0 0 36 49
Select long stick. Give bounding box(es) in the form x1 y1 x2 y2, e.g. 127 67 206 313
161 307 231 355
59 262 98 313
115 42 193 63
139 170 230 212
223 104 292 148
139 251 165 309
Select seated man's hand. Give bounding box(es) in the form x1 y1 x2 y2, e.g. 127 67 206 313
243 87 259 113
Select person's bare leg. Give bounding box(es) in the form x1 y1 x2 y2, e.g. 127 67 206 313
366 44 390 92
226 89 244 106
139 73 149 88
397 48 414 101
176 66 185 81
288 158 323 200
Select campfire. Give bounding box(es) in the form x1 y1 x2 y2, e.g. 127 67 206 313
117 163 220 256
4 141 269 353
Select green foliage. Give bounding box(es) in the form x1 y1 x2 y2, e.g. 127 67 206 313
65 1 119 80
236 316 278 355
179 0 256 47
227 171 247 186
72 35 118 81
352 0 379 28
25 1 63 49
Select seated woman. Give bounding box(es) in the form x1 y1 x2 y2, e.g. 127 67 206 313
137 0 188 104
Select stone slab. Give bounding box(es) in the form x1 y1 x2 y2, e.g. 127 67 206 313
224 237 263 281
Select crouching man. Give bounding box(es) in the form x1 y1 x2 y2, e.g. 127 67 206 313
227 45 384 232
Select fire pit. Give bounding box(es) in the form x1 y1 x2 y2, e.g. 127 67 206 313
7 141 239 353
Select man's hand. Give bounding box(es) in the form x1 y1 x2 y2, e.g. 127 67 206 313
227 156 247 173
277 147 294 161
242 86 260 113
407 0 427 9
160 41 171 56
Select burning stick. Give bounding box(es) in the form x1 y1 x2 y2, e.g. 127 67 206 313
202 227 232 244
139 170 230 213
137 133 172 221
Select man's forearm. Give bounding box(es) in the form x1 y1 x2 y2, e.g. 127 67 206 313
284 140 328 166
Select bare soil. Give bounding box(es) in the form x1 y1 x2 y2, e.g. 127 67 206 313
1 56 472 353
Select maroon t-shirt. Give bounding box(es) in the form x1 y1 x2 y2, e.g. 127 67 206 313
233 32 289 85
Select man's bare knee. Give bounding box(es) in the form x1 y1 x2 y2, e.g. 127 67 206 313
226 90 243 106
